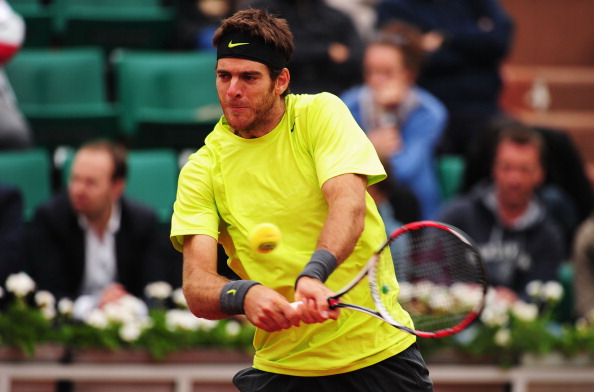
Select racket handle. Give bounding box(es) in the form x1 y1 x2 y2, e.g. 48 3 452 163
290 299 338 309
289 301 302 309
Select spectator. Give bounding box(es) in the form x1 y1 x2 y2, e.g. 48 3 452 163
573 212 594 319
0 183 25 307
0 0 32 150
375 0 514 156
241 0 365 95
172 0 236 51
341 22 447 219
437 124 565 300
25 140 178 320
324 0 380 43
463 115 594 254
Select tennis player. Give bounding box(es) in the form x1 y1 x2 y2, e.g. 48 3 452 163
171 8 433 392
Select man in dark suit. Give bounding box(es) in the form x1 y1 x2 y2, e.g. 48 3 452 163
25 140 175 319
463 116 594 254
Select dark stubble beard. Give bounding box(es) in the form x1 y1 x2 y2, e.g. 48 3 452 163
227 84 281 138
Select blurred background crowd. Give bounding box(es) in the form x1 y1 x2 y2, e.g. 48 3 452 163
1 0 594 327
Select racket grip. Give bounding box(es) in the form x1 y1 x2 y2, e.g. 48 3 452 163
289 301 302 309
290 299 338 309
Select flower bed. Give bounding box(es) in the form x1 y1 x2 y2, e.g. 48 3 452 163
2 273 594 367
0 273 255 361
418 280 594 367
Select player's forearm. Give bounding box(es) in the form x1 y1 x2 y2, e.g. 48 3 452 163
181 234 231 320
182 263 231 320
317 198 365 264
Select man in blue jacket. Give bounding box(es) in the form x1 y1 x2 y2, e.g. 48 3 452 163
376 0 514 156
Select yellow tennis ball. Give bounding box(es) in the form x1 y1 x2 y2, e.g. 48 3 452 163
249 223 281 253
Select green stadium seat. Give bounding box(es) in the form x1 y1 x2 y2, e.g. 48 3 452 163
126 149 179 224
437 155 466 202
0 148 52 221
554 262 576 323
4 47 119 150
113 50 221 149
53 0 175 52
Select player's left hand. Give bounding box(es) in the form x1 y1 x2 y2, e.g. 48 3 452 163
294 277 340 323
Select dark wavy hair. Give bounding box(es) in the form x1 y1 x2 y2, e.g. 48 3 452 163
213 8 294 96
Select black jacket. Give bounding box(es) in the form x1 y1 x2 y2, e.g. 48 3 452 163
25 192 172 300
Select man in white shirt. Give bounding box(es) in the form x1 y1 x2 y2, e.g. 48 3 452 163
26 140 177 319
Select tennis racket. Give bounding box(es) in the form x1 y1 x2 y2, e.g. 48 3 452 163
293 221 488 338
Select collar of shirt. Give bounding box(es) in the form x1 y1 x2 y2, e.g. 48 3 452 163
77 202 122 235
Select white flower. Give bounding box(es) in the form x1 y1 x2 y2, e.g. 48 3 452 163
58 298 74 316
494 328 511 347
144 281 172 300
102 302 133 324
450 283 483 311
5 272 36 297
35 290 55 309
85 309 109 329
540 281 563 303
511 301 539 322
119 321 144 342
165 309 202 331
41 306 56 320
428 286 455 312
480 305 509 327
413 280 434 300
225 321 241 337
197 317 218 331
172 288 188 309
575 317 589 333
103 295 148 324
118 294 148 316
526 280 543 299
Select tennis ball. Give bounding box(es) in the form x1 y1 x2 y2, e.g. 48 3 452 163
249 223 282 253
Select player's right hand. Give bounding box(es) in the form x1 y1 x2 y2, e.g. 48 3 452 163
243 284 301 332
294 276 340 323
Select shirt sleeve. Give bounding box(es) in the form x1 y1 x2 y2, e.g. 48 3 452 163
306 93 386 187
170 148 220 252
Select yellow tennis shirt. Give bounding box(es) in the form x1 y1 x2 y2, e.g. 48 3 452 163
171 92 415 376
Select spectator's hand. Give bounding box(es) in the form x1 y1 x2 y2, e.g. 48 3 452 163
373 81 409 108
99 283 128 308
243 284 301 332
294 276 340 324
329 42 350 64
494 286 519 304
421 31 444 52
368 126 402 159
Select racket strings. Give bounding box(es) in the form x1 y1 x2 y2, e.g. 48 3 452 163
376 226 486 333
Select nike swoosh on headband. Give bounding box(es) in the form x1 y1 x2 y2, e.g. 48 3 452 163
228 41 250 48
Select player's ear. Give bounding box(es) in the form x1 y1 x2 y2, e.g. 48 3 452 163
275 68 290 96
